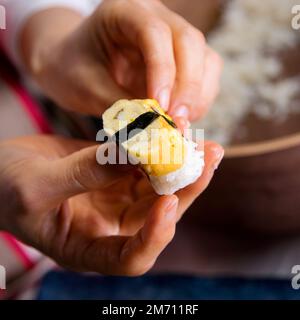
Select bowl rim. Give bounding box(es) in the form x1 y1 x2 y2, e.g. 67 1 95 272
225 132 300 158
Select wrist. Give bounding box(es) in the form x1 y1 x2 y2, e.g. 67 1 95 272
20 8 83 78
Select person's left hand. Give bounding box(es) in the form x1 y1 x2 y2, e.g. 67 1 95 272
0 135 223 275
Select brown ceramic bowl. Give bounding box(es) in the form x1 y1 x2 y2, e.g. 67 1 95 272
163 0 300 235
188 134 300 235
192 41 300 235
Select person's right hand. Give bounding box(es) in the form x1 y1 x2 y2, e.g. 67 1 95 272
21 0 222 124
0 135 223 275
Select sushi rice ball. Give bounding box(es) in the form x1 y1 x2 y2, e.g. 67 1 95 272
102 99 204 195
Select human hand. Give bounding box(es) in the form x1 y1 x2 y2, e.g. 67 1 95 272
21 0 222 124
0 135 223 275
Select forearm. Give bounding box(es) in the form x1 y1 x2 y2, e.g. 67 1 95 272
0 0 96 68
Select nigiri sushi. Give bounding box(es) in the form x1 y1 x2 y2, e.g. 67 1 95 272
102 99 204 195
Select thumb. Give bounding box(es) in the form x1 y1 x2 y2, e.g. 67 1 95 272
46 143 133 201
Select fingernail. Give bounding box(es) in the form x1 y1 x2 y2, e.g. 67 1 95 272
172 105 189 118
212 146 224 170
179 117 191 129
165 196 178 220
157 88 170 111
173 116 189 132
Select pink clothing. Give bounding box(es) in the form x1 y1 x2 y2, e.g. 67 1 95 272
0 54 54 299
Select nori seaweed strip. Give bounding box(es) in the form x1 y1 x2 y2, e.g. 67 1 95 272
150 107 177 129
162 115 177 128
113 111 160 144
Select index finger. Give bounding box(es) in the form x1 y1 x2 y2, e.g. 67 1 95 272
176 141 224 220
82 195 178 276
112 4 176 110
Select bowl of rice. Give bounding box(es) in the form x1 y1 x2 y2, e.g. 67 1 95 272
166 0 300 234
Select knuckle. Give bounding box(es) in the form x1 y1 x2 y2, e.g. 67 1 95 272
68 154 97 191
180 25 206 46
147 56 174 72
144 52 175 75
69 160 87 189
144 19 170 36
185 79 202 91
140 18 172 45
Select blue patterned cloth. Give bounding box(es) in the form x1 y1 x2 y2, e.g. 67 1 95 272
37 271 300 300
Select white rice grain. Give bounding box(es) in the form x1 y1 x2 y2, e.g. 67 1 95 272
193 0 300 145
149 140 204 195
